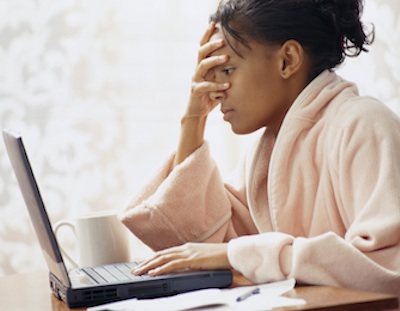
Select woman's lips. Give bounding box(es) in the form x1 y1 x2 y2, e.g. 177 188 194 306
221 108 234 121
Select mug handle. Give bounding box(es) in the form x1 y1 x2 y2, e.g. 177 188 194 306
53 220 79 268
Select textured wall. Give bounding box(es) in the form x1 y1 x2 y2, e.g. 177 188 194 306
0 0 399 276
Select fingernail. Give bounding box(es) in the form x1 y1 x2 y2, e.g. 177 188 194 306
132 268 141 275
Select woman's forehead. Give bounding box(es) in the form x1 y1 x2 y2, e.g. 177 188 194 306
210 25 250 58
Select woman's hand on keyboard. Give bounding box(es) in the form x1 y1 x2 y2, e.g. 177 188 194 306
131 243 231 276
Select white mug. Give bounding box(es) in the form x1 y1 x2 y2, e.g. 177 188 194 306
54 210 131 268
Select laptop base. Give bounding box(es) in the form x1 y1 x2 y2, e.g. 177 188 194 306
50 269 232 308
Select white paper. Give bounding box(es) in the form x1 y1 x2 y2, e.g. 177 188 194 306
87 278 305 311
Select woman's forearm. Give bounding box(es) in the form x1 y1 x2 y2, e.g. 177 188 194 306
174 115 207 167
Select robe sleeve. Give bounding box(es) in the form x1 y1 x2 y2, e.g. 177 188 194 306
119 142 258 250
227 102 400 296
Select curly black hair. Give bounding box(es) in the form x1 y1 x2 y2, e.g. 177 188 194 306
210 0 375 81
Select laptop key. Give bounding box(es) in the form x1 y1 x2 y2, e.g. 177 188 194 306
103 264 131 281
92 266 119 283
115 262 138 275
113 262 152 280
82 268 107 284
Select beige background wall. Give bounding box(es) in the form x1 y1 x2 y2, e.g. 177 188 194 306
0 0 399 276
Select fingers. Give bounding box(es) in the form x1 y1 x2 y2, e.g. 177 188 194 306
195 24 228 85
191 82 230 111
195 54 228 82
198 38 225 64
185 23 229 117
199 22 216 47
132 247 188 276
197 22 225 65
191 81 230 95
132 243 231 277
143 258 189 276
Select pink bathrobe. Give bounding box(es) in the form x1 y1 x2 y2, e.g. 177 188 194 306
120 70 400 295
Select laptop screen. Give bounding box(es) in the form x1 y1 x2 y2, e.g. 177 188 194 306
3 129 70 287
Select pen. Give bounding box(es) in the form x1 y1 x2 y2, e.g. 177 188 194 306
236 287 260 302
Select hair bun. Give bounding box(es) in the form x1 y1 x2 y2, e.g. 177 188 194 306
318 0 361 29
316 0 374 57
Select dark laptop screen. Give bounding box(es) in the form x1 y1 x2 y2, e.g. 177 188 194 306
3 129 70 287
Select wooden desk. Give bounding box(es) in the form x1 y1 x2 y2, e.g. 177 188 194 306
1 271 398 311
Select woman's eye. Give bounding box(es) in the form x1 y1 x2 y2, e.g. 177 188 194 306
222 68 234 76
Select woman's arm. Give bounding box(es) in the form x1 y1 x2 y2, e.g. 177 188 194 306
174 22 230 166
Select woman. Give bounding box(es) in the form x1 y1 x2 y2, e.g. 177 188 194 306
120 0 400 295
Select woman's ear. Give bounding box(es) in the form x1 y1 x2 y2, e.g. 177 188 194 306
278 40 304 79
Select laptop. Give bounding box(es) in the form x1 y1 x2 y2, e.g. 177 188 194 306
2 128 233 308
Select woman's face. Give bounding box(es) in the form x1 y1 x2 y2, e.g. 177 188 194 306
208 27 293 135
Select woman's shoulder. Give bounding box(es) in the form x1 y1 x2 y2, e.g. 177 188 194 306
326 92 400 133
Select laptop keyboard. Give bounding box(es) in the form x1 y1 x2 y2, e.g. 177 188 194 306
82 262 150 284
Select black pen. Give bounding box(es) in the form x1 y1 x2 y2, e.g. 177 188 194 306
236 287 261 302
